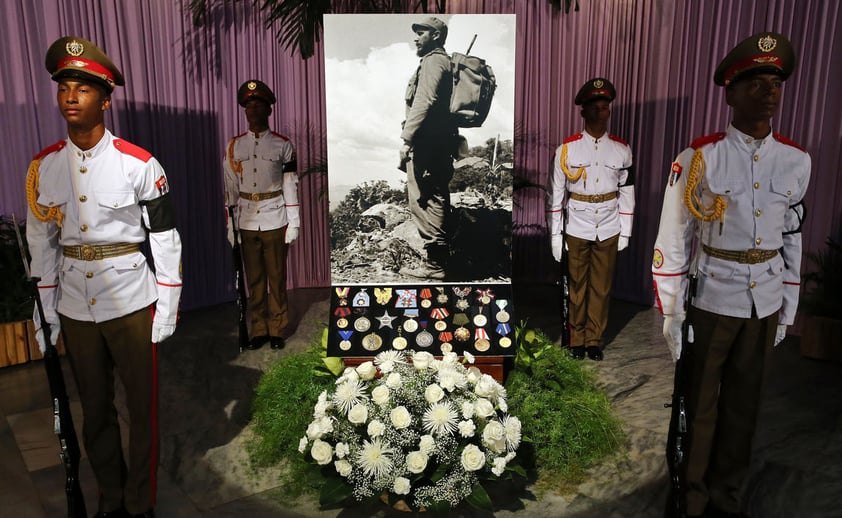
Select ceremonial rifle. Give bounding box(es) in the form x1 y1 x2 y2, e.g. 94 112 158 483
13 214 87 518
559 207 571 348
228 206 249 352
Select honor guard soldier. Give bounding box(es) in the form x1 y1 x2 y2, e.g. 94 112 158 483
223 80 300 350
547 78 635 361
27 36 182 518
652 32 810 517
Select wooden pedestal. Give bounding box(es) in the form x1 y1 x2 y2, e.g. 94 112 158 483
343 355 506 383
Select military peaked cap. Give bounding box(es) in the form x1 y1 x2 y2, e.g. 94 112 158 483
411 17 448 43
237 80 276 107
574 78 616 105
714 32 796 86
45 36 125 93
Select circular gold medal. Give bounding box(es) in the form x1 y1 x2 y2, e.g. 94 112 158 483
354 317 371 332
339 339 352 351
403 319 418 333
440 342 452 353
495 310 510 324
362 332 383 351
480 295 491 305
416 330 434 348
454 327 470 342
499 336 512 348
421 299 432 308
473 314 488 327
474 338 490 352
434 320 447 332
336 317 348 329
392 336 408 350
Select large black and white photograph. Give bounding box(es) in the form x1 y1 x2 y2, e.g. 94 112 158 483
325 14 516 284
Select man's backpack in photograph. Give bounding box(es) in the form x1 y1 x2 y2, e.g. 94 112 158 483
450 35 496 128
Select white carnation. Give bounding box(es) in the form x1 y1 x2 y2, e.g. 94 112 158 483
463 351 475 364
474 374 500 398
458 419 476 438
461 401 475 419
492 456 507 476
298 436 308 453
419 434 435 455
442 351 459 364
466 366 482 384
393 476 411 495
413 351 435 370
335 442 349 459
367 419 386 438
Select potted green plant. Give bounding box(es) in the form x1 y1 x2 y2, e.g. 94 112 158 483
0 214 35 366
799 237 842 362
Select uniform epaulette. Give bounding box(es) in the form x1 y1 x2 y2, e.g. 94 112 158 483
609 134 629 146
271 130 290 141
690 132 726 150
563 133 583 145
113 139 152 163
33 140 66 160
773 132 807 153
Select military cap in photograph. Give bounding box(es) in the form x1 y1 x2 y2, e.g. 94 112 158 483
574 78 616 105
237 80 276 107
714 31 796 86
411 17 448 42
45 36 125 93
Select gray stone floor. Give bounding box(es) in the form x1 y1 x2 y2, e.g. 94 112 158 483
1 285 840 517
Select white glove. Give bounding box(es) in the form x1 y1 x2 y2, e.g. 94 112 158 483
663 313 685 362
226 207 236 248
774 324 787 347
285 226 299 244
618 235 629 251
151 320 176 343
33 310 61 354
551 234 564 262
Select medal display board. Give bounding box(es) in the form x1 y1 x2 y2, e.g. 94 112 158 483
328 284 515 357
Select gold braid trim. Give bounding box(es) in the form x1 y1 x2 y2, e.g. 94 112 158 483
560 143 586 182
683 148 727 222
227 138 243 176
25 159 63 228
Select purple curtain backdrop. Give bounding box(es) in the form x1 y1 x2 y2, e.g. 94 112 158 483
1 1 840 322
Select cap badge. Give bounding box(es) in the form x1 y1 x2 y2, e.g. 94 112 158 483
757 35 777 53
593 79 604 88
66 40 85 57
66 59 88 69
247 81 257 90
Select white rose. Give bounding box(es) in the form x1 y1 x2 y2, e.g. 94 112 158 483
463 351 475 364
458 419 476 438
405 451 429 474
474 374 498 398
385 372 402 389
483 420 507 453
461 401 475 419
393 476 411 495
338 367 359 384
413 351 435 370
348 403 369 424
424 383 444 403
390 406 412 429
335 442 349 459
356 361 377 381
466 366 482 384
419 434 435 455
298 436 308 453
492 457 507 476
306 420 324 440
334 459 352 477
474 398 495 419
310 439 333 465
460 443 486 471
371 385 390 406
368 419 386 438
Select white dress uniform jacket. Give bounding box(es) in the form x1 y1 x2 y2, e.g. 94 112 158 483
652 124 810 325
223 130 299 231
548 131 635 241
27 131 183 325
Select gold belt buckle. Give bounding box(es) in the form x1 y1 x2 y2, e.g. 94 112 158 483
80 244 96 261
251 193 261 201
745 249 762 264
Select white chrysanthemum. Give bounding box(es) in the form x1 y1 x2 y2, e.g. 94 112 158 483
375 350 406 366
393 476 411 495
298 436 308 453
463 351 475 364
422 400 459 436
335 442 349 459
333 379 366 414
424 383 444 403
418 434 435 455
504 415 522 450
371 385 390 406
368 419 386 438
458 419 476 438
356 439 395 478
437 364 467 392
385 372 402 389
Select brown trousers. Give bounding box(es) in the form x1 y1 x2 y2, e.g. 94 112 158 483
60 306 157 514
240 226 289 337
682 305 777 515
565 233 619 347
